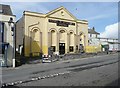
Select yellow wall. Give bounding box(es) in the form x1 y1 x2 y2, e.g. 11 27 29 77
16 7 89 57
24 13 48 56
77 22 88 47
85 45 102 53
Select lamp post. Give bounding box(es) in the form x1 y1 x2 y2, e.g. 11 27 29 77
8 17 15 68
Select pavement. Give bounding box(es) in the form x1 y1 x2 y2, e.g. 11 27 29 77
1 52 113 70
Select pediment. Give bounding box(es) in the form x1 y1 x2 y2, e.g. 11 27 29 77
46 6 76 21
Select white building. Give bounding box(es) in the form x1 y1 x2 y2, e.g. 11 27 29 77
0 4 15 67
88 27 100 46
88 27 119 52
98 38 119 51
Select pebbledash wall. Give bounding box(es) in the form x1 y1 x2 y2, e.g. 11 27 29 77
16 6 88 57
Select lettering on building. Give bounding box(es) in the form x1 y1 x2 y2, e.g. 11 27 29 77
48 19 75 27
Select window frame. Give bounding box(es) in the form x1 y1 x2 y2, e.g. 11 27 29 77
69 46 74 52
51 46 56 52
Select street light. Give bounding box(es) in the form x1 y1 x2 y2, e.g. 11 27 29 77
8 17 15 68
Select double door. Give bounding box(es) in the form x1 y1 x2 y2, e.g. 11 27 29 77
59 43 65 55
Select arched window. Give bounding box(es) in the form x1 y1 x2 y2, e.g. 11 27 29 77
32 29 39 41
59 30 65 41
30 28 42 55
51 30 56 45
50 29 57 52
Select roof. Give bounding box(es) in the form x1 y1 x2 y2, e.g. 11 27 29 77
77 19 88 24
97 37 118 40
88 29 100 35
108 41 120 44
0 4 13 15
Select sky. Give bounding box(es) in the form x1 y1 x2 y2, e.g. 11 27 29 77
1 1 119 39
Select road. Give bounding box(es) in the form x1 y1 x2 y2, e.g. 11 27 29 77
1 53 119 87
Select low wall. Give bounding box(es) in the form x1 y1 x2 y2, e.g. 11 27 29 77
85 45 102 53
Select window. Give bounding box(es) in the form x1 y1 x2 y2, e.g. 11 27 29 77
0 10 3 13
69 46 74 52
60 30 65 33
88 40 89 43
80 39 82 41
76 45 78 50
96 35 97 38
61 11 64 16
71 23 75 26
51 46 55 52
90 34 92 37
70 32 73 34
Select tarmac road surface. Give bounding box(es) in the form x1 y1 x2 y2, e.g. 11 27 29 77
1 53 119 87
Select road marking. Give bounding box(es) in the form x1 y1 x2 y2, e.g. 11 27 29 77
2 71 71 87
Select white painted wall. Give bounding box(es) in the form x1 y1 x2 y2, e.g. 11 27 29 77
88 33 100 46
0 14 15 66
100 39 119 51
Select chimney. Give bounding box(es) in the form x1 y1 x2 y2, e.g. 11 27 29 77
93 27 95 31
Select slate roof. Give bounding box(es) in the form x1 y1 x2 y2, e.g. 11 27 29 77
88 29 100 35
0 4 13 15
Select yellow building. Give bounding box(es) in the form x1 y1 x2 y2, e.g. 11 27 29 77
16 6 88 57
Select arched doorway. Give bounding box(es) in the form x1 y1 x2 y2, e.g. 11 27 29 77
59 29 66 55
50 29 57 52
79 32 85 52
30 28 42 56
69 31 74 52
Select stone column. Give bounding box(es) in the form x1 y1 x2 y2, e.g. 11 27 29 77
42 18 48 55
67 33 70 53
56 32 59 54
74 34 76 53
40 32 42 53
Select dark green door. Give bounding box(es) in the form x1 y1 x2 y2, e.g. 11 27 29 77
59 43 65 55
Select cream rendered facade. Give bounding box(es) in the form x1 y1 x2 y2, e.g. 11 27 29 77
16 6 88 57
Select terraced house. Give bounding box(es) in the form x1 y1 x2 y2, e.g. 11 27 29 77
0 4 15 66
16 6 88 58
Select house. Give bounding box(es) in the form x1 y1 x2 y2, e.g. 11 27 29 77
88 27 100 46
0 4 16 66
85 27 101 53
98 38 119 52
16 6 88 58
88 27 119 52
